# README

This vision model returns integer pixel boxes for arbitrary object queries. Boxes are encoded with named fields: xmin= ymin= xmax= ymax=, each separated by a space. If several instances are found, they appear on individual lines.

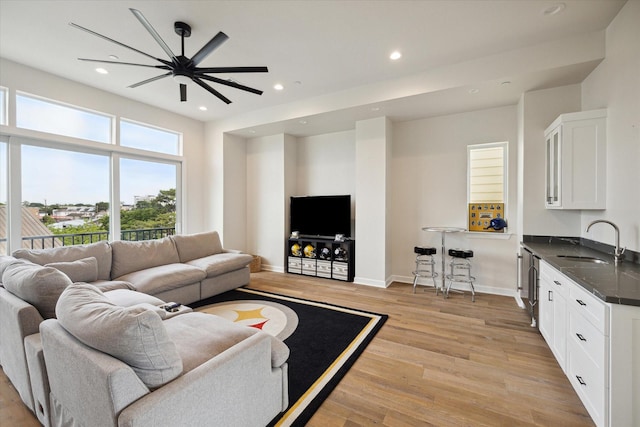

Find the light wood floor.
xmin=1 ymin=272 xmax=594 ymax=426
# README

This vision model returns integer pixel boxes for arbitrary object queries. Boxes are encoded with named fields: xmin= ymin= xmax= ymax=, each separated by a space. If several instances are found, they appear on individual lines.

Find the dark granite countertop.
xmin=522 ymin=236 xmax=640 ymax=307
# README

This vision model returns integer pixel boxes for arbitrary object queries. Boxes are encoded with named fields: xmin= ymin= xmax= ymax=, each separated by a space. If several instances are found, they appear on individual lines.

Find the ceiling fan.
xmin=69 ymin=8 xmax=268 ymax=104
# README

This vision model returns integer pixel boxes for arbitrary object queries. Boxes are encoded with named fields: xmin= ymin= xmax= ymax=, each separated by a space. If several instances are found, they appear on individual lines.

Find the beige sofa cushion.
xmin=2 ymin=263 xmax=72 ymax=319
xmin=56 ymin=283 xmax=183 ymax=389
xmin=115 ymin=263 xmax=206 ymax=296
xmin=104 ymin=289 xmax=165 ymax=306
xmin=164 ymin=312 xmax=289 ymax=372
xmin=45 ymin=257 xmax=98 ymax=283
xmin=185 ymin=252 xmax=253 ymax=277
xmin=13 ymin=241 xmax=112 ymax=281
xmin=171 ymin=231 xmax=223 ymax=263
xmin=110 ymin=237 xmax=180 ymax=279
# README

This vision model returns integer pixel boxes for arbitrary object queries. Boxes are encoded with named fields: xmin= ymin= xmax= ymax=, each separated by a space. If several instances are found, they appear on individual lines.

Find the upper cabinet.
xmin=544 ymin=109 xmax=607 ymax=209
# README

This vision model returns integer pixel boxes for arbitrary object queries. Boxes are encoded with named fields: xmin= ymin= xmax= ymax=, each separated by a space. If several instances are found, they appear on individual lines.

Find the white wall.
xmin=221 ymin=133 xmax=247 ymax=250
xmin=391 ymin=105 xmax=519 ymax=295
xmin=0 ymin=58 xmax=207 ymax=234
xmin=580 ymin=0 xmax=640 ymax=252
xmin=246 ymin=134 xmax=290 ymax=271
xmin=295 ymin=130 xmax=356 ymax=235
xmin=519 ymin=84 xmax=582 ymax=237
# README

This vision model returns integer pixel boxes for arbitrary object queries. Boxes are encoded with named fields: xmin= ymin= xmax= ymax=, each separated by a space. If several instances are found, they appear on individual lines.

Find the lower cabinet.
xmin=539 ymin=260 xmax=640 ymax=427
xmin=287 ymin=237 xmax=355 ymax=282
xmin=539 ymin=264 xmax=568 ymax=371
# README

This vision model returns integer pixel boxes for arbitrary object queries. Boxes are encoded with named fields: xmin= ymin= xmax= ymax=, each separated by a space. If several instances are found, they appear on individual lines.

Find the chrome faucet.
xmin=586 ymin=220 xmax=626 ymax=264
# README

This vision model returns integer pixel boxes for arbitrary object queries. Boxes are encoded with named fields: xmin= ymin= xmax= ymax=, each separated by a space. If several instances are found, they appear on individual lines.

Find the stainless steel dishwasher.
xmin=517 ymin=247 xmax=539 ymax=328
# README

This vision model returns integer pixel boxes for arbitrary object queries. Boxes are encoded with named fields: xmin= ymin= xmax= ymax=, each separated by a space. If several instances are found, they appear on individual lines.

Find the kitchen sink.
xmin=556 ymin=255 xmax=608 ymax=264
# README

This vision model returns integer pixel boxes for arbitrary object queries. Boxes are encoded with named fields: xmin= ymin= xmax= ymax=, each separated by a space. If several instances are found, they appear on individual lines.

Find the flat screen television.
xmin=290 ymin=195 xmax=351 ymax=238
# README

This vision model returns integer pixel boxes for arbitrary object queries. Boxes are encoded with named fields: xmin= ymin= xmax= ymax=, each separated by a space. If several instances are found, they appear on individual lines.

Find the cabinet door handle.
xmin=576 ymin=299 xmax=587 ymax=306
xmin=553 ymin=280 xmax=562 ymax=286
xmin=576 ymin=376 xmax=587 ymax=386
xmin=548 ymin=290 xmax=553 ymax=301
xmin=576 ymin=333 xmax=587 ymax=342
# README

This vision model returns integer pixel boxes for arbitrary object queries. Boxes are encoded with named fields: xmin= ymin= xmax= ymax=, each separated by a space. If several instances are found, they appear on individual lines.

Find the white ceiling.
xmin=0 ymin=0 xmax=627 ymax=136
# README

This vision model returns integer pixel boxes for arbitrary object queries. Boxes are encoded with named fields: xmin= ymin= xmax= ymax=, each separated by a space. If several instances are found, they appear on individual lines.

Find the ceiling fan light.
xmin=173 ymin=74 xmax=191 ymax=85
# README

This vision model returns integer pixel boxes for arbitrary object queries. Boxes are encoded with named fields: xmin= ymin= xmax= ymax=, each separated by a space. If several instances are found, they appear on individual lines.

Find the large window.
xmin=119 ymin=158 xmax=178 ymax=241
xmin=467 ymin=142 xmax=508 ymax=232
xmin=3 ymin=88 xmax=184 ymax=250
xmin=16 ymin=92 xmax=112 ymax=143
xmin=120 ymin=119 xmax=181 ymax=155
xmin=0 ymin=87 xmax=7 ymax=125
xmin=21 ymin=145 xmax=110 ymax=248
xmin=0 ymin=140 xmax=7 ymax=254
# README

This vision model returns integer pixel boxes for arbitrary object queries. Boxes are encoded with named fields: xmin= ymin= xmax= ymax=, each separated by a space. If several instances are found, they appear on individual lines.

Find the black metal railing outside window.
xmin=4 ymin=227 xmax=176 ymax=250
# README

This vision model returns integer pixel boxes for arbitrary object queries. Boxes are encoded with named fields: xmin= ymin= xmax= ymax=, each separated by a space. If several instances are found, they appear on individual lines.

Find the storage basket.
xmin=249 ymin=255 xmax=262 ymax=273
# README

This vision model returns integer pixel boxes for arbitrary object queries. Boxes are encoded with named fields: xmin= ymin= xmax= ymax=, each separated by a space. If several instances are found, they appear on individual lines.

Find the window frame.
xmin=119 ymin=118 xmax=183 ymax=156
xmin=15 ymin=91 xmax=115 ymax=144
xmin=467 ymin=141 xmax=509 ymax=234
xmin=0 ymin=86 xmax=8 ymax=126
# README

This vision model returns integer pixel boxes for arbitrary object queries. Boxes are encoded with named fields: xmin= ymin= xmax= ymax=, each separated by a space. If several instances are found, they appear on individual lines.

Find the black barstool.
xmin=412 ymin=246 xmax=438 ymax=294
xmin=445 ymin=249 xmax=476 ymax=302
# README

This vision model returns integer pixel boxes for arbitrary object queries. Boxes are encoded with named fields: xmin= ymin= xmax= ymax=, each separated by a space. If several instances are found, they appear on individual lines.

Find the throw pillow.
xmin=2 ymin=262 xmax=72 ymax=319
xmin=45 ymin=257 xmax=99 ymax=283
xmin=171 ymin=231 xmax=223 ymax=262
xmin=56 ymin=283 xmax=183 ymax=389
xmin=0 ymin=257 xmax=30 ymax=279
xmin=12 ymin=241 xmax=112 ymax=280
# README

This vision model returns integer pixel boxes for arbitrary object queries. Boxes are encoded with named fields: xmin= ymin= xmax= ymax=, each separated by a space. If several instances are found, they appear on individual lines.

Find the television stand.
xmin=286 ymin=236 xmax=355 ymax=282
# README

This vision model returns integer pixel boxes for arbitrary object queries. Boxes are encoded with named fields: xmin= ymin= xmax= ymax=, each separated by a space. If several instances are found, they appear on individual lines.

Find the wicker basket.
xmin=249 ymin=255 xmax=262 ymax=273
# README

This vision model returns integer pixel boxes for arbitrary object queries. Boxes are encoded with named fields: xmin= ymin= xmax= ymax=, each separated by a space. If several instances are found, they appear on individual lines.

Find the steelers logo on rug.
xmin=202 ymin=300 xmax=299 ymax=340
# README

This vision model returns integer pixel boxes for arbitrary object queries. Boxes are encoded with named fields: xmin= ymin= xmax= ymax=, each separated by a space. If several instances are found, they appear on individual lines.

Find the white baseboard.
xmin=260 ymin=264 xmax=285 ymax=274
xmin=391 ymin=274 xmax=521 ymax=299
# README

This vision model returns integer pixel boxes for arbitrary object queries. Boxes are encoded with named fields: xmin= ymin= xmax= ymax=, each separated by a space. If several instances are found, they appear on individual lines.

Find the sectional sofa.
xmin=0 ymin=231 xmax=287 ymax=427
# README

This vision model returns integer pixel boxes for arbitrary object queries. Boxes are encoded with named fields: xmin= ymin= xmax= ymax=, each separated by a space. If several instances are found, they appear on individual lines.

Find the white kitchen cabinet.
xmin=539 ymin=260 xmax=640 ymax=427
xmin=539 ymin=262 xmax=568 ymax=372
xmin=544 ymin=109 xmax=607 ymax=209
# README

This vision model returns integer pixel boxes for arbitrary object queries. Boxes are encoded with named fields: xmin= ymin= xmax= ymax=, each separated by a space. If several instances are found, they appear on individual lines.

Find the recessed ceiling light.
xmin=371 ymin=107 xmax=380 ymax=112
xmin=501 ymin=81 xmax=511 ymax=85
xmin=95 ymin=68 xmax=108 ymax=74
xmin=274 ymin=83 xmax=284 ymax=91
xmin=468 ymin=88 xmax=480 ymax=94
xmin=390 ymin=51 xmax=402 ymax=61
xmin=542 ymin=3 xmax=566 ymax=16
xmin=199 ymin=106 xmax=207 ymax=111
xmin=108 ymin=55 xmax=119 ymax=60
xmin=248 ymin=129 xmax=256 ymax=134
xmin=299 ymin=120 xmax=307 ymax=125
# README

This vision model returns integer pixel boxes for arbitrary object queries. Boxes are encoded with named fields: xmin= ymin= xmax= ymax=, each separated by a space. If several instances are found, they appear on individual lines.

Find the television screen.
xmin=290 ymin=195 xmax=351 ymax=238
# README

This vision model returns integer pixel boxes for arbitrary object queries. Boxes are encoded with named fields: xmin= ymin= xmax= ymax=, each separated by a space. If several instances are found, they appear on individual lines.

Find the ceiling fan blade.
xmin=128 ymin=72 xmax=171 ymax=88
xmin=78 ymin=58 xmax=171 ymax=70
xmin=190 ymin=32 xmax=229 ymax=66
xmin=193 ymin=78 xmax=232 ymax=104
xmin=69 ymin=22 xmax=172 ymax=67
xmin=196 ymin=66 xmax=269 ymax=74
xmin=129 ymin=8 xmax=177 ymax=62
xmin=197 ymin=74 xmax=263 ymax=95
xmin=180 ymin=84 xmax=187 ymax=102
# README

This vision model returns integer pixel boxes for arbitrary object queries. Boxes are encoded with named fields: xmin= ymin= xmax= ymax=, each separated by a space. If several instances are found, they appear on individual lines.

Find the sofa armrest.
xmin=222 ymin=248 xmax=244 ymax=254
xmin=0 ymin=287 xmax=44 ymax=411
xmin=118 ymin=332 xmax=287 ymax=427
xmin=40 ymin=319 xmax=150 ymax=427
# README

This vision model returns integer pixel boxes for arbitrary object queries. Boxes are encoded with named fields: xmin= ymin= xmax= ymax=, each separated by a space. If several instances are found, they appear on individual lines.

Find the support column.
xmin=354 ymin=117 xmax=392 ymax=287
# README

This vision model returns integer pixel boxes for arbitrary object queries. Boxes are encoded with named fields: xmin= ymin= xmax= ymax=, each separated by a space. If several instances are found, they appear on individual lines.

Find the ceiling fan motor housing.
xmin=174 ymin=21 xmax=191 ymax=37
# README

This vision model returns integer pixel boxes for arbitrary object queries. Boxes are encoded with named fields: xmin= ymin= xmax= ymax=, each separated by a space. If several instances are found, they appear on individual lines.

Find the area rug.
xmin=191 ymin=287 xmax=387 ymax=426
